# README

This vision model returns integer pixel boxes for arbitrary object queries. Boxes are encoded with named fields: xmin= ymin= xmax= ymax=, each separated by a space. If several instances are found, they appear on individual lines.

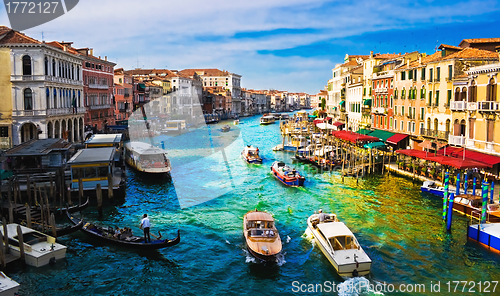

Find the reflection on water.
xmin=9 ymin=115 xmax=500 ymax=295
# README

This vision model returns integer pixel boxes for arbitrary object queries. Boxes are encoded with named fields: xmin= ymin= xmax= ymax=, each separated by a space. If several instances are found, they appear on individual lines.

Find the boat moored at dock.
xmin=0 ymin=223 xmax=67 ymax=267
xmin=124 ymin=142 xmax=171 ymax=174
xmin=270 ymin=161 xmax=305 ymax=186
xmin=307 ymin=212 xmax=371 ymax=277
xmin=243 ymin=210 xmax=282 ymax=261
xmin=242 ymin=146 xmax=262 ymax=164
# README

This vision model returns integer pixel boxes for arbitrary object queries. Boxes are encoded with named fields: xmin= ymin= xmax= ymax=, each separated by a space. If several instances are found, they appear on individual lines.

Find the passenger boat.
xmin=124 ymin=141 xmax=171 ymax=174
xmin=451 ymin=194 xmax=500 ymax=222
xmin=68 ymin=147 xmax=125 ymax=194
xmin=307 ymin=212 xmax=372 ymax=277
xmin=0 ymin=223 xmax=67 ymax=267
xmin=162 ymin=120 xmax=187 ymax=135
xmin=67 ymin=212 xmax=180 ymax=250
xmin=234 ymin=119 xmax=240 ymax=125
xmin=243 ymin=210 xmax=282 ymax=261
xmin=221 ymin=125 xmax=231 ymax=132
xmin=270 ymin=161 xmax=305 ymax=186
xmin=260 ymin=116 xmax=276 ymax=125
xmin=242 ymin=145 xmax=262 ymax=164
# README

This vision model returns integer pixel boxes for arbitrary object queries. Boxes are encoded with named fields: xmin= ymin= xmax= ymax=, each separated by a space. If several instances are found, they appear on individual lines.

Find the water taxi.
xmin=452 ymin=194 xmax=500 ymax=222
xmin=420 ymin=181 xmax=445 ymax=197
xmin=0 ymin=223 xmax=67 ymax=267
xmin=222 ymin=125 xmax=231 ymax=132
xmin=242 ymin=145 xmax=262 ymax=164
xmin=0 ymin=271 xmax=20 ymax=295
xmin=162 ymin=120 xmax=187 ymax=135
xmin=243 ymin=210 xmax=282 ymax=261
xmin=124 ymin=141 xmax=171 ymax=174
xmin=307 ymin=212 xmax=372 ymax=277
xmin=260 ymin=116 xmax=276 ymax=125
xmin=270 ymin=161 xmax=305 ymax=186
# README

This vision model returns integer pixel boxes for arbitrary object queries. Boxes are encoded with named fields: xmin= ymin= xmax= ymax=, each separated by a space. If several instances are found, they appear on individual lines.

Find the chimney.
xmin=418 ymin=55 xmax=422 ymax=65
xmin=63 ymin=44 xmax=67 ymax=52
xmin=90 ymin=48 xmax=93 ymax=56
xmin=370 ymin=51 xmax=373 ymax=58
xmin=407 ymin=60 xmax=410 ymax=67
xmin=105 ymin=56 xmax=107 ymax=61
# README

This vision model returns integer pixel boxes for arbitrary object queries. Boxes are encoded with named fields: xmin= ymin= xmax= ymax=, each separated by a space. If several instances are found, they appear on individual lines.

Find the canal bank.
xmin=7 ymin=114 xmax=500 ymax=295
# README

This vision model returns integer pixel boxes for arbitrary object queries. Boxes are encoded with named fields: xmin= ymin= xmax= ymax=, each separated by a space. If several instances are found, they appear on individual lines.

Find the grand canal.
xmin=8 ymin=114 xmax=500 ymax=295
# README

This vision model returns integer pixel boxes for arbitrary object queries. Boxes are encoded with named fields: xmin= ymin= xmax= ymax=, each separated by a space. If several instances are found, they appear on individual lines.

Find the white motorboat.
xmin=242 ymin=145 xmax=263 ymax=164
xmin=0 ymin=272 xmax=20 ymax=296
xmin=307 ymin=213 xmax=371 ymax=277
xmin=0 ymin=224 xmax=67 ymax=267
xmin=260 ymin=116 xmax=276 ymax=125
xmin=124 ymin=141 xmax=171 ymax=174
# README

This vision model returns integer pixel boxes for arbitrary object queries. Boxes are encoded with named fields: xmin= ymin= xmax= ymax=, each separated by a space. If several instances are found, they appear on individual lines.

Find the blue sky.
xmin=1 ymin=0 xmax=500 ymax=94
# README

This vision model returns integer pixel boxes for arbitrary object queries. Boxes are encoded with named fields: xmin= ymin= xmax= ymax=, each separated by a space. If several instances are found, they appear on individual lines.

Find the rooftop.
xmin=5 ymin=139 xmax=71 ymax=156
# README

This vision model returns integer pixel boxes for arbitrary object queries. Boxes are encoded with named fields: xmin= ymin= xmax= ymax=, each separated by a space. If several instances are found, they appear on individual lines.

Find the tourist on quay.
xmin=140 ymin=214 xmax=151 ymax=243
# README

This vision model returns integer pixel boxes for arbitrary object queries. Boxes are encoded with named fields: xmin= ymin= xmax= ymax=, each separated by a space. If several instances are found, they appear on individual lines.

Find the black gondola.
xmin=66 ymin=211 xmax=180 ymax=250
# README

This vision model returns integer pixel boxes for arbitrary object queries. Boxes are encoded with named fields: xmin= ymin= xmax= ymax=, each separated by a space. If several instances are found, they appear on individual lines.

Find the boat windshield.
xmin=249 ymin=228 xmax=276 ymax=238
xmin=330 ymin=235 xmax=358 ymax=250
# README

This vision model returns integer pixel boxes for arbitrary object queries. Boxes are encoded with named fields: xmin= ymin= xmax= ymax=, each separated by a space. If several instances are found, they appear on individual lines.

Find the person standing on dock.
xmin=140 ymin=214 xmax=151 ymax=243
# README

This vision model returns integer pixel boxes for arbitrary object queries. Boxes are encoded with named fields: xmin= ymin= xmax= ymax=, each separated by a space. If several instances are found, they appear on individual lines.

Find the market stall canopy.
xmin=332 ymin=130 xmax=379 ymax=143
xmin=313 ymin=119 xmax=324 ymax=125
xmin=368 ymin=130 xmax=395 ymax=142
xmin=332 ymin=121 xmax=345 ymax=127
xmin=356 ymin=129 xmax=372 ymax=135
xmin=395 ymin=149 xmax=429 ymax=159
xmin=438 ymin=147 xmax=500 ymax=167
xmin=396 ymin=149 xmax=491 ymax=169
xmin=316 ymin=123 xmax=336 ymax=130
xmin=363 ymin=142 xmax=386 ymax=149
xmin=362 ymin=99 xmax=372 ymax=107
xmin=386 ymin=133 xmax=409 ymax=145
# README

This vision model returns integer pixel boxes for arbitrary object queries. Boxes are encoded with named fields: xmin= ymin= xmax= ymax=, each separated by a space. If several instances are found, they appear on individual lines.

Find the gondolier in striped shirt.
xmin=140 ymin=214 xmax=151 ymax=243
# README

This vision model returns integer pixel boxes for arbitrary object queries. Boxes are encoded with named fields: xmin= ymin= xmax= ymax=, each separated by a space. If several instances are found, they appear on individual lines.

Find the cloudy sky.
xmin=1 ymin=0 xmax=500 ymax=94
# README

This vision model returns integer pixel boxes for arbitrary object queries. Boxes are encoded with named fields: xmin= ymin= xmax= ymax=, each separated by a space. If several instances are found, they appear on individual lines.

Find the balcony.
xmin=89 ymin=83 xmax=109 ymax=90
xmin=11 ymin=75 xmax=83 ymax=86
xmin=372 ymin=106 xmax=387 ymax=114
xmin=375 ymin=87 xmax=388 ymax=94
xmin=46 ymin=107 xmax=86 ymax=115
xmin=478 ymin=101 xmax=499 ymax=112
xmin=89 ymin=104 xmax=112 ymax=110
xmin=420 ymin=128 xmax=449 ymax=140
xmin=449 ymin=135 xmax=466 ymax=146
xmin=467 ymin=102 xmax=478 ymax=111
xmin=450 ymin=101 xmax=466 ymax=111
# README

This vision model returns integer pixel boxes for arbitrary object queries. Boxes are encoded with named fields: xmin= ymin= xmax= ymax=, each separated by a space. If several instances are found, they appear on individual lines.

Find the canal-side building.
xmin=449 ymin=59 xmax=500 ymax=155
xmin=113 ymin=68 xmax=133 ymax=125
xmin=0 ymin=27 xmax=86 ymax=147
xmin=345 ymin=65 xmax=364 ymax=131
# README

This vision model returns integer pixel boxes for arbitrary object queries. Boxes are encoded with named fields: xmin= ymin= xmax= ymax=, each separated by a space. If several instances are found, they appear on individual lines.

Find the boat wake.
xmin=225 ymin=239 xmax=231 ymax=245
xmin=275 ymin=252 xmax=286 ymax=266
xmin=243 ymin=249 xmax=257 ymax=263
xmin=337 ymin=277 xmax=383 ymax=296
xmin=286 ymin=235 xmax=291 ymax=244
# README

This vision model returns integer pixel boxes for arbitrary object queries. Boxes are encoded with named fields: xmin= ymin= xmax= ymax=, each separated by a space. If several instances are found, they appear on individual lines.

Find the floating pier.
xmin=468 ymin=223 xmax=500 ymax=253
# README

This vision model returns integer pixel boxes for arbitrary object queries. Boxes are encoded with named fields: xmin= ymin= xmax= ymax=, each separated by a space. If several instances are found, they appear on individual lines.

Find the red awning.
xmin=325 ymin=117 xmax=332 ymax=121
xmin=313 ymin=119 xmax=324 ymax=125
xmin=397 ymin=149 xmax=491 ymax=169
xmin=386 ymin=133 xmax=409 ymax=145
xmin=396 ymin=149 xmax=430 ymax=158
xmin=332 ymin=121 xmax=345 ymax=127
xmin=438 ymin=147 xmax=500 ymax=166
xmin=332 ymin=130 xmax=379 ymax=143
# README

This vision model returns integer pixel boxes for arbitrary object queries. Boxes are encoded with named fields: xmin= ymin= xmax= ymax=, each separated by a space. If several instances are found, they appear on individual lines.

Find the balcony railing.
xmin=449 ymin=135 xmax=466 ymax=146
xmin=11 ymin=75 xmax=83 ymax=86
xmin=89 ymin=104 xmax=112 ymax=110
xmin=46 ymin=107 xmax=86 ymax=115
xmin=88 ymin=83 xmax=109 ymax=89
xmin=467 ymin=102 xmax=478 ymax=111
xmin=375 ymin=87 xmax=388 ymax=94
xmin=420 ymin=128 xmax=449 ymax=140
xmin=450 ymin=101 xmax=466 ymax=111
xmin=372 ymin=107 xmax=386 ymax=114
xmin=478 ymin=101 xmax=499 ymax=112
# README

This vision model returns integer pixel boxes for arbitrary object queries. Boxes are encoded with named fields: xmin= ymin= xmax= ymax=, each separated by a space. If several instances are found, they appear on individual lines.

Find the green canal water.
xmin=7 ymin=114 xmax=500 ymax=295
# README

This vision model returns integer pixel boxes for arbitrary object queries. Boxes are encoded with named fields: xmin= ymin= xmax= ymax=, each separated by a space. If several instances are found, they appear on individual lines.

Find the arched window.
xmin=445 ymin=119 xmax=450 ymax=136
xmin=52 ymin=59 xmax=56 ymax=76
xmin=58 ymin=61 xmax=62 ymax=77
xmin=22 ymin=55 xmax=32 ymax=76
xmin=427 ymin=118 xmax=431 ymax=131
xmin=421 ymin=86 xmax=426 ymax=100
xmin=433 ymin=118 xmax=439 ymax=132
xmin=76 ymin=66 xmax=80 ymax=80
xmin=44 ymin=57 xmax=48 ymax=75
xmin=460 ymin=119 xmax=466 ymax=136
xmin=24 ymin=88 xmax=33 ymax=110
xmin=71 ymin=65 xmax=75 ymax=80
xmin=468 ymin=81 xmax=477 ymax=102
xmin=487 ymin=78 xmax=497 ymax=101
xmin=46 ymin=88 xmax=50 ymax=109
xmin=401 ymin=88 xmax=406 ymax=100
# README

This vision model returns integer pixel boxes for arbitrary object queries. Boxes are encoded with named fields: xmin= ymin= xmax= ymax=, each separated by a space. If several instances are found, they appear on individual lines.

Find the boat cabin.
xmin=245 ymin=212 xmax=276 ymax=238
xmin=317 ymin=222 xmax=360 ymax=251
xmin=84 ymin=134 xmax=124 ymax=167
xmin=260 ymin=116 xmax=275 ymax=124
xmin=125 ymin=141 xmax=170 ymax=173
xmin=164 ymin=120 xmax=186 ymax=133
xmin=67 ymin=147 xmax=116 ymax=190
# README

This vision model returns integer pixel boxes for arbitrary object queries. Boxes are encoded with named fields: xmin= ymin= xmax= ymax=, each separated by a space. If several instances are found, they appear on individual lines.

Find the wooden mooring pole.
xmin=16 ymin=225 xmax=25 ymax=265
xmin=96 ymin=184 xmax=103 ymax=220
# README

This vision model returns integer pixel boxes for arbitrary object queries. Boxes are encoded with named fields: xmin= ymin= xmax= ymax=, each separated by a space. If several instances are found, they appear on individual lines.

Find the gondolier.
xmin=140 ymin=214 xmax=151 ymax=243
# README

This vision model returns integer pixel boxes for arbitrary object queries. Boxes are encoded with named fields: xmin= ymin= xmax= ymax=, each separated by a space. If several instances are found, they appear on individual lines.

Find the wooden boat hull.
xmin=246 ymin=245 xmax=278 ymax=262
xmin=243 ymin=210 xmax=282 ymax=262
xmin=451 ymin=195 xmax=500 ymax=222
xmin=67 ymin=212 xmax=180 ymax=250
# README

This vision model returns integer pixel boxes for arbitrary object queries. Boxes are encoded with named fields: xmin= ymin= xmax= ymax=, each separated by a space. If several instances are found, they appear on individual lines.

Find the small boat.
xmin=67 ymin=212 xmax=181 ymax=250
xmin=0 ymin=271 xmax=20 ymax=295
xmin=307 ymin=212 xmax=371 ymax=277
xmin=421 ymin=181 xmax=445 ymax=196
xmin=161 ymin=120 xmax=186 ymax=135
xmin=242 ymin=145 xmax=262 ymax=164
xmin=243 ymin=210 xmax=282 ymax=261
xmin=234 ymin=119 xmax=239 ymax=125
xmin=260 ymin=116 xmax=276 ymax=125
xmin=451 ymin=194 xmax=500 ymax=222
xmin=0 ymin=223 xmax=67 ymax=267
xmin=221 ymin=125 xmax=231 ymax=132
xmin=270 ymin=161 xmax=305 ymax=187
xmin=124 ymin=141 xmax=171 ymax=174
